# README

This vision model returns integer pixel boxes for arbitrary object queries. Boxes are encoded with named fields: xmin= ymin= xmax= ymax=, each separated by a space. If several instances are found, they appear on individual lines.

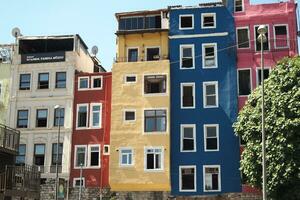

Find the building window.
xmin=75 ymin=146 xmax=86 ymax=167
xmin=90 ymin=103 xmax=102 ymax=128
xmin=144 ymin=110 xmax=166 ymax=132
xmin=179 ymin=15 xmax=194 ymax=30
xmin=118 ymin=16 xmax=161 ymax=31
xmin=92 ymin=76 xmax=102 ymax=89
xmin=255 ymin=25 xmax=269 ymax=51
xmin=144 ymin=75 xmax=166 ymax=94
xmin=204 ymin=166 xmax=221 ymax=192
xmin=124 ymin=110 xmax=136 ymax=122
xmin=77 ymin=104 xmax=88 ymax=128
xmin=145 ymin=147 xmax=163 ymax=171
xmin=52 ymin=143 xmax=63 ymax=165
xmin=181 ymin=83 xmax=195 ymax=108
xmin=54 ymin=108 xmax=64 ymax=127
xmin=73 ymin=178 xmax=85 ymax=188
xmin=257 ymin=68 xmax=270 ymax=86
xmin=55 ymin=72 xmax=66 ymax=88
xmin=234 ymin=0 xmax=244 ymax=12
xmin=38 ymin=73 xmax=49 ymax=89
xmin=89 ymin=145 xmax=100 ymax=167
xmin=36 ymin=109 xmax=48 ymax=127
xmin=146 ymin=47 xmax=160 ymax=61
xmin=238 ymin=69 xmax=251 ymax=96
xmin=17 ymin=110 xmax=28 ymax=128
xmin=180 ymin=166 xmax=196 ymax=192
xmin=203 ymin=82 xmax=218 ymax=108
xmin=202 ymin=43 xmax=217 ymax=68
xmin=124 ymin=75 xmax=136 ymax=83
xmin=127 ymin=48 xmax=138 ymax=62
xmin=120 ymin=148 xmax=133 ymax=166
xmin=19 ymin=74 xmax=31 ymax=90
xmin=237 ymin=28 xmax=250 ymax=48
xmin=34 ymin=144 xmax=45 ymax=166
xmin=204 ymin=124 xmax=219 ymax=151
xmin=79 ymin=77 xmax=89 ymax=89
xmin=274 ymin=25 xmax=288 ymax=49
xmin=16 ymin=144 xmax=26 ymax=165
xmin=180 ymin=45 xmax=194 ymax=69
xmin=103 ymin=145 xmax=110 ymax=155
xmin=201 ymin=13 xmax=216 ymax=29
xmin=181 ymin=125 xmax=196 ymax=152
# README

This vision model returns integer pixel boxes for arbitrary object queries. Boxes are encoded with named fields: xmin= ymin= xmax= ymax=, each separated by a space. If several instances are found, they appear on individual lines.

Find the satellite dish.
xmin=11 ymin=27 xmax=22 ymax=38
xmin=91 ymin=46 xmax=98 ymax=56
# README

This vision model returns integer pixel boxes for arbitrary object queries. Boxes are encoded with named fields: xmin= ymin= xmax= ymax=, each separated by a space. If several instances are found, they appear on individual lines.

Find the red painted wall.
xmin=235 ymin=0 xmax=297 ymax=193
xmin=70 ymin=71 xmax=112 ymax=188
xmin=235 ymin=0 xmax=298 ymax=110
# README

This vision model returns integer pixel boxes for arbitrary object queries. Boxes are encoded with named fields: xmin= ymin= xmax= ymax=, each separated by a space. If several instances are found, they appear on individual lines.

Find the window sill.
xmin=181 ymin=106 xmax=195 ymax=109
xmin=204 ymin=189 xmax=221 ymax=192
xmin=180 ymin=67 xmax=195 ymax=70
xmin=144 ymin=169 xmax=164 ymax=172
xmin=203 ymin=105 xmax=218 ymax=109
xmin=75 ymin=127 xmax=103 ymax=130
xmin=203 ymin=66 xmax=218 ymax=69
xmin=143 ymin=131 xmax=167 ymax=135
xmin=144 ymin=93 xmax=168 ymax=97
xmin=74 ymin=166 xmax=101 ymax=169
xmin=179 ymin=189 xmax=197 ymax=192
xmin=204 ymin=149 xmax=219 ymax=152
xmin=181 ymin=150 xmax=196 ymax=153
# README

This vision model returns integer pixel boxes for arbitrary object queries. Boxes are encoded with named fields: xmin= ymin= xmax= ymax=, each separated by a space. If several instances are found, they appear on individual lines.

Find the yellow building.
xmin=110 ymin=9 xmax=170 ymax=191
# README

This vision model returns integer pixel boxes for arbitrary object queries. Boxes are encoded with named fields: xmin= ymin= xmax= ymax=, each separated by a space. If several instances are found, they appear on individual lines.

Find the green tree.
xmin=234 ymin=57 xmax=300 ymax=200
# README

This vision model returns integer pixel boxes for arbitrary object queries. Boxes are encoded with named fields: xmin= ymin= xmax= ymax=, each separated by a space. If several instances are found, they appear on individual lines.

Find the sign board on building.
xmin=21 ymin=52 xmax=65 ymax=64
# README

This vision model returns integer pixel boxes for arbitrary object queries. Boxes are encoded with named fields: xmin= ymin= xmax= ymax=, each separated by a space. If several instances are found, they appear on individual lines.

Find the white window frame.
xmin=179 ymin=165 xmax=197 ymax=192
xmin=237 ymin=68 xmax=252 ymax=97
xmin=119 ymin=147 xmax=134 ymax=167
xmin=123 ymin=109 xmax=136 ymax=122
xmin=204 ymin=124 xmax=219 ymax=152
xmin=234 ymin=0 xmax=244 ymax=12
xmin=179 ymin=14 xmax=194 ymax=30
xmin=273 ymin=24 xmax=289 ymax=49
xmin=78 ymin=76 xmax=90 ymax=90
xmin=145 ymin=46 xmax=161 ymax=61
xmin=127 ymin=47 xmax=139 ymax=62
xmin=256 ymin=67 xmax=271 ymax=87
xmin=236 ymin=27 xmax=250 ymax=49
xmin=73 ymin=177 xmax=85 ymax=188
xmin=203 ymin=81 xmax=219 ymax=108
xmin=87 ymin=144 xmax=101 ymax=168
xmin=202 ymin=43 xmax=218 ymax=69
xmin=143 ymin=108 xmax=168 ymax=134
xmin=76 ymin=104 xmax=89 ymax=129
xmin=180 ymin=124 xmax=196 ymax=152
xmin=124 ymin=74 xmax=137 ymax=84
xmin=91 ymin=76 xmax=103 ymax=90
xmin=203 ymin=165 xmax=221 ymax=192
xmin=201 ymin=13 xmax=216 ymax=29
xmin=19 ymin=73 xmax=32 ymax=91
xmin=74 ymin=145 xmax=87 ymax=169
xmin=144 ymin=146 xmax=164 ymax=172
xmin=254 ymin=24 xmax=270 ymax=52
xmin=180 ymin=44 xmax=195 ymax=70
xmin=181 ymin=83 xmax=195 ymax=109
xmin=103 ymin=145 xmax=110 ymax=155
xmin=90 ymin=103 xmax=102 ymax=128
xmin=35 ymin=108 xmax=49 ymax=128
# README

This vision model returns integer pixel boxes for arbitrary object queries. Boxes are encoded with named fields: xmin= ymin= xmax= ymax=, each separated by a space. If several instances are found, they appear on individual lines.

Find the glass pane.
xmin=155 ymin=154 xmax=161 ymax=169
xmin=35 ymin=145 xmax=45 ymax=155
xmin=93 ymin=113 xmax=99 ymax=126
xmin=121 ymin=154 xmax=127 ymax=164
xmin=203 ymin=16 xmax=214 ymax=27
xmin=207 ymin=138 xmax=218 ymax=150
xmin=37 ymin=110 xmax=47 ymax=118
xmin=181 ymin=16 xmax=193 ymax=28
xmin=182 ymin=168 xmax=195 ymax=190
xmin=183 ymin=139 xmax=194 ymax=151
xmin=128 ymin=154 xmax=132 ymax=164
xmin=237 ymin=29 xmax=249 ymax=48
xmin=147 ymin=154 xmax=154 ymax=169
xmin=145 ymin=118 xmax=156 ymax=132
xmin=128 ymin=49 xmax=138 ymax=62
xmin=80 ymin=78 xmax=88 ymax=88
xmin=238 ymin=70 xmax=251 ymax=95
xmin=206 ymin=85 xmax=216 ymax=95
xmin=39 ymin=74 xmax=49 ymax=81
xmin=145 ymin=110 xmax=155 ymax=117
xmin=182 ymin=48 xmax=192 ymax=57
xmin=184 ymin=127 xmax=194 ymax=138
xmin=122 ymin=149 xmax=132 ymax=154
xmin=156 ymin=117 xmax=166 ymax=131
xmin=205 ymin=47 xmax=214 ymax=57
xmin=19 ymin=110 xmax=28 ymax=119
xmin=206 ymin=96 xmax=216 ymax=106
xmin=206 ymin=126 xmax=216 ymax=137
xmin=93 ymin=78 xmax=102 ymax=88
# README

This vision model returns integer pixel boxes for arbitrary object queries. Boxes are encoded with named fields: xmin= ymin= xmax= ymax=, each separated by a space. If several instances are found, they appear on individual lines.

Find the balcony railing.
xmin=114 ymin=55 xmax=169 ymax=63
xmin=0 ymin=124 xmax=20 ymax=154
xmin=0 ymin=165 xmax=40 ymax=199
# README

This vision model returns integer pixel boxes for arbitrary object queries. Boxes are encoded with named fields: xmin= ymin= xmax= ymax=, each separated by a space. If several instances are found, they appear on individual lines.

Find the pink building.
xmin=234 ymin=0 xmax=298 ymax=110
xmin=233 ymin=0 xmax=298 ymax=193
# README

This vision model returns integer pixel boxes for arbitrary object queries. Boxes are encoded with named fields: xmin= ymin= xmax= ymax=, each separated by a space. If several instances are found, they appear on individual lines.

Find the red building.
xmin=233 ymin=0 xmax=298 ymax=193
xmin=70 ymin=71 xmax=112 ymax=190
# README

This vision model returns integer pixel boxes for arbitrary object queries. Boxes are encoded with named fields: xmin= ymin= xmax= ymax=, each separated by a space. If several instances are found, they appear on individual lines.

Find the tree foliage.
xmin=233 ymin=57 xmax=300 ymax=200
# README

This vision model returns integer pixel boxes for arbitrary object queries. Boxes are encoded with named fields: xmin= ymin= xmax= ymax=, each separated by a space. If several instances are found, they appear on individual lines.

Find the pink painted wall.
xmin=234 ymin=0 xmax=298 ymax=110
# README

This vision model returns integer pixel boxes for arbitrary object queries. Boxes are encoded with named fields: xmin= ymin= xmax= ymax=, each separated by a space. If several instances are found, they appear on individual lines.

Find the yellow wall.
xmin=110 ymin=32 xmax=170 ymax=191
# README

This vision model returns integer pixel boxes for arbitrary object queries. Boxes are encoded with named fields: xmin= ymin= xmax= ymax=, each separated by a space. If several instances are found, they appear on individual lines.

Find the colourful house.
xmin=109 ymin=9 xmax=171 ymax=192
xmin=169 ymin=3 xmax=241 ymax=195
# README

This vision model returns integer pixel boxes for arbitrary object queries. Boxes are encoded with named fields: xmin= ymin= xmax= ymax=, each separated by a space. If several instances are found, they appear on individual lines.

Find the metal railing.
xmin=0 ymin=124 xmax=20 ymax=153
xmin=114 ymin=54 xmax=169 ymax=63
xmin=0 ymin=165 xmax=40 ymax=198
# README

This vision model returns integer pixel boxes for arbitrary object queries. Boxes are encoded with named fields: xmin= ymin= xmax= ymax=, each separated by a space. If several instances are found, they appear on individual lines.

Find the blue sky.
xmin=0 ymin=0 xmax=282 ymax=70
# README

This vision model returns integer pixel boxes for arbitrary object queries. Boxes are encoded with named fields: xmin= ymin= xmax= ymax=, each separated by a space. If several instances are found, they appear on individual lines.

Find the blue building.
xmin=169 ymin=3 xmax=241 ymax=196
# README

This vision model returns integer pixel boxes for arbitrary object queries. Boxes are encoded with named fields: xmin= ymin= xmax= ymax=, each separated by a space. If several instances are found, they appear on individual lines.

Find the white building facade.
xmin=8 ymin=35 xmax=95 ymax=181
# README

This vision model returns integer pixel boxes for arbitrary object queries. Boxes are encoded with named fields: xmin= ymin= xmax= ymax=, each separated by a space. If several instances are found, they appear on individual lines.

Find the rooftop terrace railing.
xmin=114 ymin=54 xmax=169 ymax=63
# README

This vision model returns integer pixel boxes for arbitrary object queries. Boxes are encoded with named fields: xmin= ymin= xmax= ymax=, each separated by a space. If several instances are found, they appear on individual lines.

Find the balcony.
xmin=114 ymin=55 xmax=169 ymax=63
xmin=0 ymin=124 xmax=19 ymax=155
xmin=0 ymin=165 xmax=40 ymax=199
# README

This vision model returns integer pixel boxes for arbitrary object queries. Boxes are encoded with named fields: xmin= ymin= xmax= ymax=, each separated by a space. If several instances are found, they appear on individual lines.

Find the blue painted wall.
xmin=169 ymin=5 xmax=241 ymax=196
